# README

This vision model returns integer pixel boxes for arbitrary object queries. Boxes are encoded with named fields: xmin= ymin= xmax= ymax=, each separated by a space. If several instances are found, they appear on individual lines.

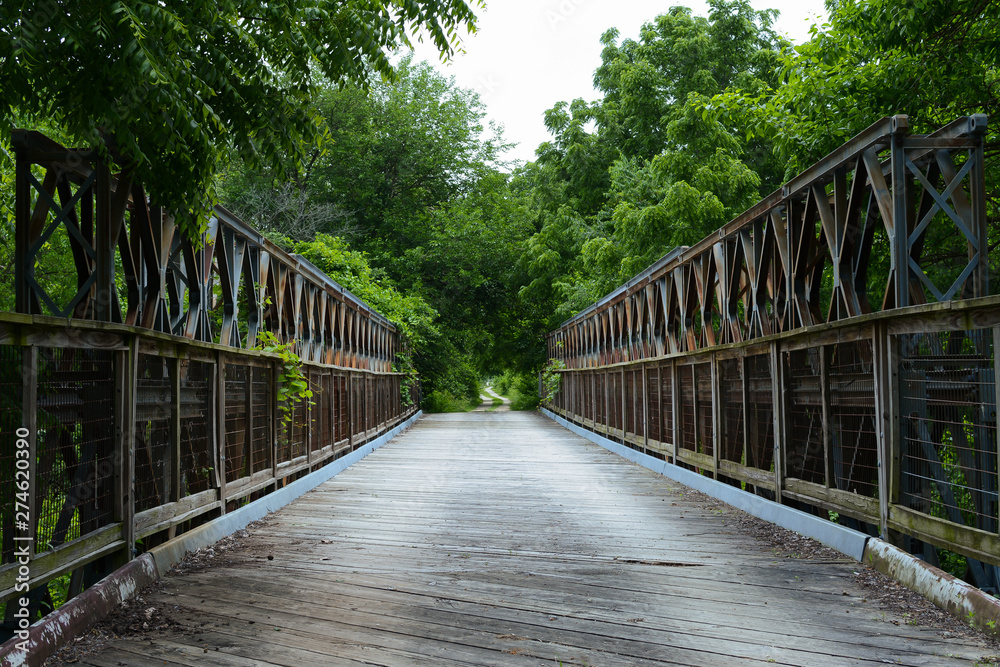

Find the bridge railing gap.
xmin=0 ymin=131 xmax=421 ymax=625
xmin=545 ymin=114 xmax=1000 ymax=592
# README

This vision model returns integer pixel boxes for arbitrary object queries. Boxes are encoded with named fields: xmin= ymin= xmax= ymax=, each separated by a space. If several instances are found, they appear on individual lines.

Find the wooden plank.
xmin=0 ymin=524 xmax=123 ymax=603
xmin=134 ymin=490 xmax=221 ymax=538
xmin=223 ymin=469 xmax=275 ymax=503
xmin=718 ymin=460 xmax=775 ymax=491
xmin=782 ymin=478 xmax=880 ymax=522
xmin=675 ymin=446 xmax=715 ymax=472
xmin=889 ymin=505 xmax=1000 ymax=567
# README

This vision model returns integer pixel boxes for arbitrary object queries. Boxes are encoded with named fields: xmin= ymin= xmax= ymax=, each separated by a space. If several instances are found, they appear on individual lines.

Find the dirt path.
xmin=484 ymin=385 xmax=511 ymax=412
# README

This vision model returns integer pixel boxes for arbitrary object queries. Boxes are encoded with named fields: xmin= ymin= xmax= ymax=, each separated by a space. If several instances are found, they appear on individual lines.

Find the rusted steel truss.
xmin=547 ymin=115 xmax=988 ymax=367
xmin=12 ymin=130 xmax=396 ymax=371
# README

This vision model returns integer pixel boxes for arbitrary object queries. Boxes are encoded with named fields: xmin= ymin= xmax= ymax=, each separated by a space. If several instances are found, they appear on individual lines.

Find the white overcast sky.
xmin=411 ymin=0 xmax=829 ymax=165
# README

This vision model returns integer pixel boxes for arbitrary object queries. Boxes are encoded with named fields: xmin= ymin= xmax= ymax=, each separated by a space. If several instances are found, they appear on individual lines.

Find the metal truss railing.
xmin=12 ymin=130 xmax=396 ymax=371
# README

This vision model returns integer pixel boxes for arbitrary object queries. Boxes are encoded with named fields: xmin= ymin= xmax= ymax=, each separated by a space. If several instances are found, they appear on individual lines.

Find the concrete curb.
xmin=541 ymin=408 xmax=869 ymax=561
xmin=0 ymin=554 xmax=158 ymax=667
xmin=0 ymin=411 xmax=421 ymax=667
xmin=864 ymin=538 xmax=1000 ymax=638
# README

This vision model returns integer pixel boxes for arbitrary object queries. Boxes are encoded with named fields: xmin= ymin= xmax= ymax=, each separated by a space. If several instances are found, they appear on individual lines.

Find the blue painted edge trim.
xmin=541 ymin=408 xmax=869 ymax=561
xmin=148 ymin=411 xmax=423 ymax=576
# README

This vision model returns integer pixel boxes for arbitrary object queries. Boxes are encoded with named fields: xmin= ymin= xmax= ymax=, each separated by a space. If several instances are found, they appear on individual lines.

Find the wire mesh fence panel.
xmin=647 ymin=367 xmax=661 ymax=442
xmin=35 ymin=348 xmax=115 ymax=554
xmin=787 ymin=348 xmax=826 ymax=484
xmin=134 ymin=354 xmax=173 ymax=513
xmin=334 ymin=374 xmax=348 ymax=444
xmin=276 ymin=400 xmax=292 ymax=465
xmin=720 ymin=358 xmax=744 ymax=464
xmin=577 ymin=374 xmax=585 ymax=419
xmin=290 ymin=394 xmax=308 ymax=460
xmin=623 ymin=370 xmax=635 ymax=439
xmin=660 ymin=363 xmax=673 ymax=448
xmin=353 ymin=377 xmax=364 ymax=437
xmin=695 ymin=363 xmax=713 ymax=457
xmin=746 ymin=354 xmax=774 ymax=474
xmin=898 ymin=330 xmax=998 ymax=533
xmin=0 ymin=345 xmax=23 ymax=564
xmin=594 ymin=373 xmax=605 ymax=427
xmin=251 ymin=366 xmax=271 ymax=474
xmin=224 ymin=364 xmax=250 ymax=482
xmin=309 ymin=370 xmax=323 ymax=453
xmin=829 ymin=341 xmax=879 ymax=499
xmin=179 ymin=360 xmax=214 ymax=497
xmin=313 ymin=371 xmax=332 ymax=452
xmin=679 ymin=365 xmax=696 ymax=452
xmin=609 ymin=372 xmax=619 ymax=430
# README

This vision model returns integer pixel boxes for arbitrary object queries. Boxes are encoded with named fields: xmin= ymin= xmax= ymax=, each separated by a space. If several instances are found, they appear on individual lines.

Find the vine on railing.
xmin=255 ymin=330 xmax=314 ymax=424
xmin=541 ymin=358 xmax=566 ymax=405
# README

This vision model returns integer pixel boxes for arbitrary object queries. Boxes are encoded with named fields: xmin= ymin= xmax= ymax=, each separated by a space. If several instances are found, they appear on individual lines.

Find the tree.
xmin=302 ymin=56 xmax=511 ymax=265
xmin=220 ymin=57 xmax=531 ymax=398
xmin=0 ymin=0 xmax=482 ymax=237
xmin=715 ymin=0 xmax=1000 ymax=176
xmin=709 ymin=0 xmax=1000 ymax=286
xmin=517 ymin=0 xmax=785 ymax=334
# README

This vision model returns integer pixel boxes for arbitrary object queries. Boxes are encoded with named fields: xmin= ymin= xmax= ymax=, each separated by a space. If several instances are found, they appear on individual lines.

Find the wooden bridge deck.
xmin=75 ymin=412 xmax=991 ymax=666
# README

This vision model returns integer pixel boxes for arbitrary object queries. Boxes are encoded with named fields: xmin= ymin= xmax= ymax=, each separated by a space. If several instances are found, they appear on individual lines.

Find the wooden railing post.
xmin=642 ymin=363 xmax=649 ymax=454
xmin=874 ymin=322 xmax=899 ymax=542
xmin=671 ymin=361 xmax=680 ymax=464
xmin=711 ymin=355 xmax=720 ymax=479
xmin=22 ymin=346 xmax=38 ymax=553
xmin=770 ymin=341 xmax=787 ymax=503
xmin=740 ymin=354 xmax=749 ymax=474
xmin=169 ymin=357 xmax=181 ymax=503
xmin=118 ymin=338 xmax=138 ymax=562
xmin=347 ymin=372 xmax=354 ymax=451
xmin=271 ymin=358 xmax=279 ymax=482
xmin=820 ymin=345 xmax=832 ymax=489
xmin=216 ymin=353 xmax=227 ymax=511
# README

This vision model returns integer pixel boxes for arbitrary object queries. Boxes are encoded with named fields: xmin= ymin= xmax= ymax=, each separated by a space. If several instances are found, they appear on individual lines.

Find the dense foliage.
xmin=518 ymin=0 xmax=787 ymax=329
xmin=0 ymin=0 xmax=482 ymax=237
xmin=221 ymin=58 xmax=533 ymax=406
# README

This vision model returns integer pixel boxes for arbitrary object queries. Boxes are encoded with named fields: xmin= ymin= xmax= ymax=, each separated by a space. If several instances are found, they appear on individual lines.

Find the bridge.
xmin=1 ymin=116 xmax=999 ymax=665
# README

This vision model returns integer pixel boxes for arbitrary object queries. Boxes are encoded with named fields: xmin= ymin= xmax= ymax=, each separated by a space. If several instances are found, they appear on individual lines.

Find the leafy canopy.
xmin=0 ymin=0 xmax=481 ymax=237
xmin=518 ymin=0 xmax=784 ymax=328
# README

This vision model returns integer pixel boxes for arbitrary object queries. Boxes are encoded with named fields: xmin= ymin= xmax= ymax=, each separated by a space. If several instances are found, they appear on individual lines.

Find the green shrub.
xmin=495 ymin=370 xmax=515 ymax=396
xmin=422 ymin=389 xmax=475 ymax=413
xmin=510 ymin=373 xmax=540 ymax=411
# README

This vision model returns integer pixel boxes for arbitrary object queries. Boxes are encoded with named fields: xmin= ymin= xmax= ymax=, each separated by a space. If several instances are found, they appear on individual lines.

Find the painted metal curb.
xmin=541 ymin=408 xmax=869 ymax=561
xmin=0 ymin=554 xmax=159 ymax=667
xmin=0 ymin=411 xmax=421 ymax=667
xmin=864 ymin=538 xmax=1000 ymax=638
